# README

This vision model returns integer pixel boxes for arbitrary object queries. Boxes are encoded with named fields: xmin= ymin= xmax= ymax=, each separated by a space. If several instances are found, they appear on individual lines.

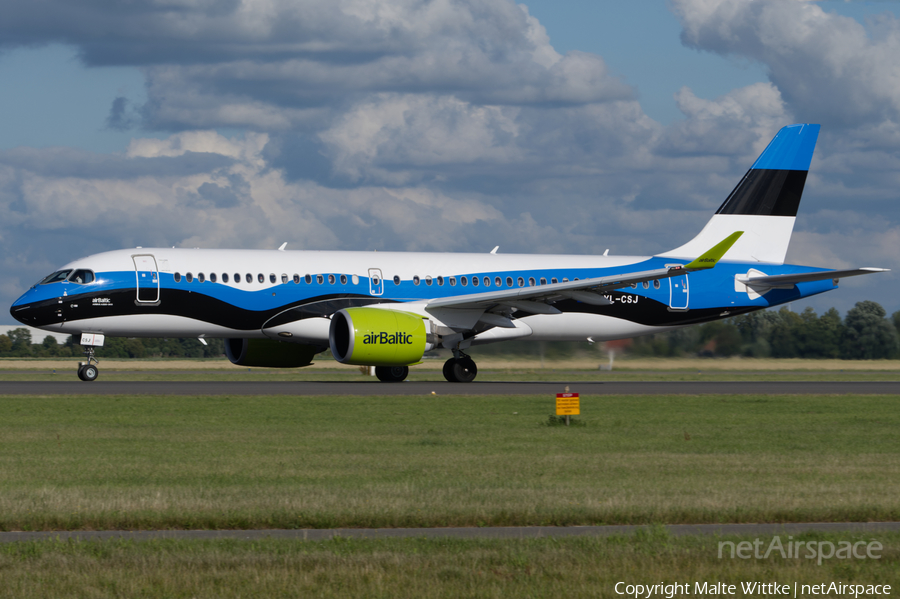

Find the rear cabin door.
xmin=668 ymin=272 xmax=689 ymax=310
xmin=133 ymin=254 xmax=160 ymax=304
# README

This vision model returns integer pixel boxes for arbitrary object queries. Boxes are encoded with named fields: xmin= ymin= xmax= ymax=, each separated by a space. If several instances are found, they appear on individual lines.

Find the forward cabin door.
xmin=133 ymin=254 xmax=160 ymax=305
xmin=668 ymin=271 xmax=689 ymax=310
xmin=368 ymin=268 xmax=384 ymax=296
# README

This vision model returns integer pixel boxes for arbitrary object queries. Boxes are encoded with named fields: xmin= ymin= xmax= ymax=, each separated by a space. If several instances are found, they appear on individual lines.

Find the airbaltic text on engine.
xmin=363 ymin=332 xmax=414 ymax=345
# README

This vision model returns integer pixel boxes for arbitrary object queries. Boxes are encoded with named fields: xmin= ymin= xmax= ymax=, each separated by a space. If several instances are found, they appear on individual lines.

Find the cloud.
xmin=1 ymin=0 xmax=633 ymax=132
xmin=672 ymin=0 xmax=900 ymax=128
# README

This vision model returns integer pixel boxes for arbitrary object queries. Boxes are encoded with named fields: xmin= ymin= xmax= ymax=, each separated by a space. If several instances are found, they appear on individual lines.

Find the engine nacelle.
xmin=225 ymin=338 xmax=320 ymax=368
xmin=329 ymin=307 xmax=427 ymax=366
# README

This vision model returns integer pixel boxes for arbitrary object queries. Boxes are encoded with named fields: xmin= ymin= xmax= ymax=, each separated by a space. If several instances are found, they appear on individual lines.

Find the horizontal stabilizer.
xmin=737 ymin=267 xmax=889 ymax=290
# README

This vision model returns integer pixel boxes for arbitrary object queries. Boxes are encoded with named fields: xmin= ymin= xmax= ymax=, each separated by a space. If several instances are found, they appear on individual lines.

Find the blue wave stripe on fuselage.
xmin=22 ymin=259 xmax=837 ymax=313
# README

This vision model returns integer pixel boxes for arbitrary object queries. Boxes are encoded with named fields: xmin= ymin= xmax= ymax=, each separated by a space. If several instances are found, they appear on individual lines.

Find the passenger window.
xmin=540 ymin=278 xmax=547 ymax=285
xmin=222 ymin=273 xmax=229 ymax=283
xmin=517 ymin=277 xmax=524 ymax=287
xmin=258 ymin=273 xmax=264 ymax=283
xmin=340 ymin=274 xmax=347 ymax=285
xmin=246 ymin=273 xmax=252 ymax=283
xmin=305 ymin=274 xmax=312 ymax=284
xmin=653 ymin=279 xmax=660 ymax=289
xmin=328 ymin=274 xmax=335 ymax=285
xmin=449 ymin=277 xmax=457 ymax=286
xmin=393 ymin=275 xmax=401 ymax=285
xmin=186 ymin=272 xmax=194 ymax=283
xmin=461 ymin=277 xmax=468 ymax=286
xmin=413 ymin=276 xmax=420 ymax=286
xmin=642 ymin=281 xmax=649 ymax=289
xmin=269 ymin=274 xmax=276 ymax=284
xmin=472 ymin=277 xmax=479 ymax=287
xmin=174 ymin=272 xmax=182 ymax=283
xmin=198 ymin=273 xmax=206 ymax=283
xmin=630 ymin=283 xmax=637 ymax=289
xmin=562 ymin=278 xmax=569 ymax=283
xmin=437 ymin=276 xmax=444 ymax=286
xmin=551 ymin=278 xmax=558 ymax=284
xmin=233 ymin=273 xmax=239 ymax=283
xmin=210 ymin=273 xmax=217 ymax=283
xmin=293 ymin=274 xmax=300 ymax=284
xmin=528 ymin=277 xmax=535 ymax=286
xmin=282 ymin=274 xmax=288 ymax=284
xmin=506 ymin=277 xmax=513 ymax=287
xmin=425 ymin=276 xmax=432 ymax=286
xmin=495 ymin=277 xmax=502 ymax=287
xmin=482 ymin=276 xmax=490 ymax=287
xmin=352 ymin=274 xmax=359 ymax=285
xmin=316 ymin=275 xmax=324 ymax=284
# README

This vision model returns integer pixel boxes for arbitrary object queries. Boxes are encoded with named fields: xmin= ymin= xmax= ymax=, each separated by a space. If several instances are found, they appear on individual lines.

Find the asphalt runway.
xmin=2 ymin=522 xmax=899 ymax=544
xmin=1 ymin=380 xmax=898 ymax=395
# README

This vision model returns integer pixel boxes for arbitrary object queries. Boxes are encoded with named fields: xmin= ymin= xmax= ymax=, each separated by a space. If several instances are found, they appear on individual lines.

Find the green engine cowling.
xmin=225 ymin=338 xmax=320 ymax=368
xmin=329 ymin=308 xmax=427 ymax=366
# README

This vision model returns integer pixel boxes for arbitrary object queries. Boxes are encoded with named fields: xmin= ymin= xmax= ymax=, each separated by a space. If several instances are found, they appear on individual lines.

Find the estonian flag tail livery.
xmin=660 ymin=124 xmax=819 ymax=265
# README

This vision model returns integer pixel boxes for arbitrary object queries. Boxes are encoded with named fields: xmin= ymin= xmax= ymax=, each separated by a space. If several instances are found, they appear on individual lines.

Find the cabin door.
xmin=133 ymin=254 xmax=160 ymax=304
xmin=368 ymin=268 xmax=384 ymax=296
xmin=668 ymin=272 xmax=689 ymax=310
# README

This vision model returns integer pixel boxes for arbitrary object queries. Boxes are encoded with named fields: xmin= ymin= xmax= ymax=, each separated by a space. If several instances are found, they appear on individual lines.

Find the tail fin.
xmin=659 ymin=124 xmax=820 ymax=265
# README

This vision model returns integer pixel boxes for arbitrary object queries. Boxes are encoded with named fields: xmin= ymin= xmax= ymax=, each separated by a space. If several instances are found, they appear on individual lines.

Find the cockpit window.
xmin=67 ymin=270 xmax=95 ymax=285
xmin=40 ymin=270 xmax=72 ymax=285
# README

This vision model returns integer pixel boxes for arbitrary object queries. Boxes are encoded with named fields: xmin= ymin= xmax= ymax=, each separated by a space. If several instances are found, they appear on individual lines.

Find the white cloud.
xmin=672 ymin=0 xmax=900 ymax=127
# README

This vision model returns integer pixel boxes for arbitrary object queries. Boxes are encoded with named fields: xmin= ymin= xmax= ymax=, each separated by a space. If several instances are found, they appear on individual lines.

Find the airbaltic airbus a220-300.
xmin=10 ymin=124 xmax=888 ymax=382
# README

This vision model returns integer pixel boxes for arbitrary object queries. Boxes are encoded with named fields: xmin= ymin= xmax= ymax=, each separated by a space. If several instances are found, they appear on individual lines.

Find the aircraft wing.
xmin=737 ymin=267 xmax=889 ymax=290
xmin=425 ymin=233 xmax=744 ymax=329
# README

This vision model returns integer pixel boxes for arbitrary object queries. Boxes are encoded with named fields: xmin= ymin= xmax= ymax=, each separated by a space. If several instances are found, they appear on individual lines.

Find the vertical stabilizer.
xmin=659 ymin=124 xmax=820 ymax=264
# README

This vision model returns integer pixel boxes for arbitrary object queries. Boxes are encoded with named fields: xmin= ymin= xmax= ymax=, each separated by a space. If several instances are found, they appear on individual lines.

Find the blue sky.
xmin=1 ymin=0 xmax=898 ymax=320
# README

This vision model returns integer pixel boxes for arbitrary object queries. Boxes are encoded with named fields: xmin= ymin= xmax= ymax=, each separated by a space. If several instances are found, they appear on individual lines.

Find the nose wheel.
xmin=77 ymin=346 xmax=100 ymax=382
xmin=442 ymin=355 xmax=477 ymax=382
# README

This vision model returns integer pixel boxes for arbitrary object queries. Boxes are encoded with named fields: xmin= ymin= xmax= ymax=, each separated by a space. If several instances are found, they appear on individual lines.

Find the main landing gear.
xmin=442 ymin=353 xmax=477 ymax=383
xmin=375 ymin=365 xmax=409 ymax=382
xmin=77 ymin=346 xmax=100 ymax=382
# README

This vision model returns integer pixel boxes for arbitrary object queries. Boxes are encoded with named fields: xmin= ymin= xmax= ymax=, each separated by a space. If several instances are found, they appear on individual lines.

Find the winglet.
xmin=684 ymin=232 xmax=743 ymax=270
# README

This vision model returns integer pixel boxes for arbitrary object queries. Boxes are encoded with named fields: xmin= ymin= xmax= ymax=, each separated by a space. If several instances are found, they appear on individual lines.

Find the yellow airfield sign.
xmin=555 ymin=393 xmax=580 ymax=416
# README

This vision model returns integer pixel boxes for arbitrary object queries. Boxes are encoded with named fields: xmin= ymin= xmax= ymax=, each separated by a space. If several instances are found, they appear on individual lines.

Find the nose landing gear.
xmin=76 ymin=338 xmax=102 ymax=382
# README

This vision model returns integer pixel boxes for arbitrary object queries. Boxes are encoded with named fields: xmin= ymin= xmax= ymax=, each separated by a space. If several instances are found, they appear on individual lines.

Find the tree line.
xmin=0 ymin=330 xmax=225 ymax=359
xmin=1 ymin=300 xmax=898 ymax=360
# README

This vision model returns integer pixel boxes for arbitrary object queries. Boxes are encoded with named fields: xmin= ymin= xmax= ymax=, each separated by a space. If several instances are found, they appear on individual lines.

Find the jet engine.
xmin=329 ymin=307 xmax=428 ymax=366
xmin=225 ymin=338 xmax=321 ymax=368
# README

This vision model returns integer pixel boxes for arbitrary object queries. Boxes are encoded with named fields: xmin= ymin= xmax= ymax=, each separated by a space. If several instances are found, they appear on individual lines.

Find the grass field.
xmin=1 ymin=532 xmax=897 ymax=598
xmin=1 ymin=392 xmax=897 ymax=531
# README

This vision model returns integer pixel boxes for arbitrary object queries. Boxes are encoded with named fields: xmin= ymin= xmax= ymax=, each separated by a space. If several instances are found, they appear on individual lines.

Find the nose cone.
xmin=10 ymin=287 xmax=46 ymax=326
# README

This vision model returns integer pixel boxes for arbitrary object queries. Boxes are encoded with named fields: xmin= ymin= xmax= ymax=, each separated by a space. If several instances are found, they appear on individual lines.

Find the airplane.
xmin=9 ymin=124 xmax=888 ymax=382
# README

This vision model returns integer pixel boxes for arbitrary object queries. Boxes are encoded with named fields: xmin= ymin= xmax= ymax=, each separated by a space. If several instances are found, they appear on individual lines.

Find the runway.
xmin=2 ymin=522 xmax=898 ymax=543
xmin=1 ymin=380 xmax=898 ymax=395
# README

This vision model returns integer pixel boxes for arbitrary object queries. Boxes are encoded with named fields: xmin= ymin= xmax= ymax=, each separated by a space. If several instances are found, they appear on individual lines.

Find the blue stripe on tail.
xmin=751 ymin=124 xmax=820 ymax=171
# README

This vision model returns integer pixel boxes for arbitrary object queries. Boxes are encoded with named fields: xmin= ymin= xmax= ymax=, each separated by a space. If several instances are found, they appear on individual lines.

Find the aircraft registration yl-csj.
xmin=10 ymin=124 xmax=888 ymax=382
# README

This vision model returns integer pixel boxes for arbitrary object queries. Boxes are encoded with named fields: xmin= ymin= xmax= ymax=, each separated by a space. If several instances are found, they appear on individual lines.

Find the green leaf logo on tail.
xmin=684 ymin=232 xmax=744 ymax=270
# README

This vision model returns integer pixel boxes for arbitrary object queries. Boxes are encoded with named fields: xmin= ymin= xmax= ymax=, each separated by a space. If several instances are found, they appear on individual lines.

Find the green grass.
xmin=1 ymin=393 xmax=898 ymax=530
xmin=0 ymin=532 xmax=897 ymax=598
